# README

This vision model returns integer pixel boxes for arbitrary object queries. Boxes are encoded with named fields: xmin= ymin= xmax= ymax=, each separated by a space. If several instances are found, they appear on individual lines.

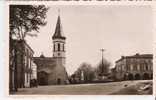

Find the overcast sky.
xmin=25 ymin=5 xmax=153 ymax=75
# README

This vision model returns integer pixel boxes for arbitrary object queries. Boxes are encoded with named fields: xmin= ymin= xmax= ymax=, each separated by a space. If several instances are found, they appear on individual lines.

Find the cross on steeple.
xmin=58 ymin=9 xmax=60 ymax=16
xmin=52 ymin=10 xmax=66 ymax=40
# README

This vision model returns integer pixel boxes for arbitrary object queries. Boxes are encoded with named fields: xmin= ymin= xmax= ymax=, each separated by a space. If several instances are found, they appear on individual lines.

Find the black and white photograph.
xmin=9 ymin=5 xmax=153 ymax=95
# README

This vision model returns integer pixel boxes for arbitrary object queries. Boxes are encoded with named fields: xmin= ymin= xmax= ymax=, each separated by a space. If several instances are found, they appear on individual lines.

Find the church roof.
xmin=38 ymin=67 xmax=53 ymax=74
xmin=40 ymin=53 xmax=45 ymax=58
xmin=52 ymin=15 xmax=66 ymax=40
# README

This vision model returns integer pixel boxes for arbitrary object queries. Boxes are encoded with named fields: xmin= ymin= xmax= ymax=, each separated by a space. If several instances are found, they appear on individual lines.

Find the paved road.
xmin=13 ymin=80 xmax=152 ymax=95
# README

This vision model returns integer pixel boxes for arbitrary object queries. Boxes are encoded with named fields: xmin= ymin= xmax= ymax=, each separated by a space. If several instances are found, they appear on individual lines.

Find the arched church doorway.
xmin=57 ymin=78 xmax=61 ymax=85
xmin=38 ymin=71 xmax=48 ymax=85
xmin=128 ymin=73 xmax=134 ymax=80
xmin=143 ymin=73 xmax=150 ymax=80
xmin=135 ymin=74 xmax=141 ymax=80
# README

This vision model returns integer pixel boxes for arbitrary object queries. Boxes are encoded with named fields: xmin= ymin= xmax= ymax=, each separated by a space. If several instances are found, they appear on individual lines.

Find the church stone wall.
xmin=34 ymin=57 xmax=68 ymax=85
xmin=48 ymin=64 xmax=68 ymax=85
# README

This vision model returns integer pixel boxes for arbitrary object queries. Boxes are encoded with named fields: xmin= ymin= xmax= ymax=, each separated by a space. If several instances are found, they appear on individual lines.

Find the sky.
xmin=25 ymin=5 xmax=153 ymax=75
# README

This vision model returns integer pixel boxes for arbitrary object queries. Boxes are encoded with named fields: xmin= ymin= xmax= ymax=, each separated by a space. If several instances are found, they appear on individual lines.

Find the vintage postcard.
xmin=6 ymin=1 xmax=155 ymax=96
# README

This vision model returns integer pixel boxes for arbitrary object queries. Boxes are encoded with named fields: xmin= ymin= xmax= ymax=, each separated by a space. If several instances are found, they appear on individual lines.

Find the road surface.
xmin=13 ymin=80 xmax=152 ymax=95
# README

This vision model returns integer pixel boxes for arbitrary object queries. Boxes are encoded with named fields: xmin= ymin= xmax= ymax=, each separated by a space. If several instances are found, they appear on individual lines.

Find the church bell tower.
xmin=52 ymin=15 xmax=66 ymax=66
xmin=51 ymin=13 xmax=68 ymax=85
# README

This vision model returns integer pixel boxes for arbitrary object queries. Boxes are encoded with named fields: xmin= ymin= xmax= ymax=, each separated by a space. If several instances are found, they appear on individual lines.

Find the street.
xmin=13 ymin=80 xmax=152 ymax=95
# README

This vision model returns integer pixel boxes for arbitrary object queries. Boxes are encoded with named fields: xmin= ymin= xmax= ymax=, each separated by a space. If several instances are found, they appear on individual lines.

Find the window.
xmin=140 ymin=63 xmax=144 ymax=71
xmin=145 ymin=63 xmax=148 ymax=71
xmin=130 ymin=64 xmax=133 ymax=71
xmin=29 ymin=58 xmax=31 ymax=68
xmin=122 ymin=65 xmax=124 ymax=71
xmin=151 ymin=65 xmax=153 ymax=70
xmin=127 ymin=65 xmax=129 ymax=71
xmin=54 ymin=44 xmax=55 ymax=51
xmin=58 ymin=43 xmax=60 ymax=51
xmin=133 ymin=64 xmax=137 ymax=71
xmin=63 ymin=44 xmax=64 ymax=51
xmin=137 ymin=64 xmax=140 ymax=71
xmin=58 ymin=53 xmax=60 ymax=56
xmin=27 ymin=73 xmax=29 ymax=82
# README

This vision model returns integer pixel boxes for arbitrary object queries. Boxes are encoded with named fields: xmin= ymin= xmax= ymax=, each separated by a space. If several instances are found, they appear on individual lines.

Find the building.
xmin=31 ymin=61 xmax=37 ymax=80
xmin=34 ymin=15 xmax=68 ymax=85
xmin=114 ymin=53 xmax=153 ymax=81
xmin=110 ymin=67 xmax=116 ymax=81
xmin=9 ymin=38 xmax=17 ymax=92
xmin=9 ymin=39 xmax=34 ymax=92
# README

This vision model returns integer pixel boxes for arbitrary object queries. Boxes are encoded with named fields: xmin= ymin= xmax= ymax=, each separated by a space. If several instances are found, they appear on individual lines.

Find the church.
xmin=33 ymin=15 xmax=69 ymax=85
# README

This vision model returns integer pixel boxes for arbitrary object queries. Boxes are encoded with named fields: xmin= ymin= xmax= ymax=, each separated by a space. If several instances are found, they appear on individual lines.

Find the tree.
xmin=96 ymin=58 xmax=111 ymax=76
xmin=74 ymin=62 xmax=95 ymax=83
xmin=9 ymin=5 xmax=48 ymax=92
xmin=10 ymin=5 xmax=48 ymax=40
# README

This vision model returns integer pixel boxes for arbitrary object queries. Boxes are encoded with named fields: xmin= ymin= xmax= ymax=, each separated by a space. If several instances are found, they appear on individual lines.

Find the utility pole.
xmin=100 ymin=49 xmax=105 ymax=75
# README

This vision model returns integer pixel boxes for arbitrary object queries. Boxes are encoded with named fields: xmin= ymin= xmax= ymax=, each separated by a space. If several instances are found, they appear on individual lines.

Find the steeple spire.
xmin=52 ymin=11 xmax=66 ymax=40
xmin=58 ymin=9 xmax=60 ymax=16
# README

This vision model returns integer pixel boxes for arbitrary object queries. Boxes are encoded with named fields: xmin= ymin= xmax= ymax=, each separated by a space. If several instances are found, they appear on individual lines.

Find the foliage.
xmin=9 ymin=5 xmax=48 ymax=91
xmin=96 ymin=58 xmax=111 ymax=76
xmin=74 ymin=62 xmax=95 ymax=83
xmin=10 ymin=5 xmax=48 ymax=40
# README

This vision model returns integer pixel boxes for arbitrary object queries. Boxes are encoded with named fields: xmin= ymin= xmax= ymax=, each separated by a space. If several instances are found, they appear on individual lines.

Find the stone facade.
xmin=114 ymin=53 xmax=153 ymax=81
xmin=9 ymin=39 xmax=34 ymax=92
xmin=34 ymin=56 xmax=68 ymax=85
xmin=34 ymin=15 xmax=68 ymax=85
xmin=31 ymin=61 xmax=37 ymax=79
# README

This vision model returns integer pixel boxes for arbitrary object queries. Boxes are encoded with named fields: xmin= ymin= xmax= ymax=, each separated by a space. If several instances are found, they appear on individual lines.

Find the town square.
xmin=9 ymin=5 xmax=153 ymax=95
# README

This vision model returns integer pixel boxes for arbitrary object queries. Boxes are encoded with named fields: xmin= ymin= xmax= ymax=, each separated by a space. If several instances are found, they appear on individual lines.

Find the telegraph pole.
xmin=100 ymin=49 xmax=105 ymax=75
